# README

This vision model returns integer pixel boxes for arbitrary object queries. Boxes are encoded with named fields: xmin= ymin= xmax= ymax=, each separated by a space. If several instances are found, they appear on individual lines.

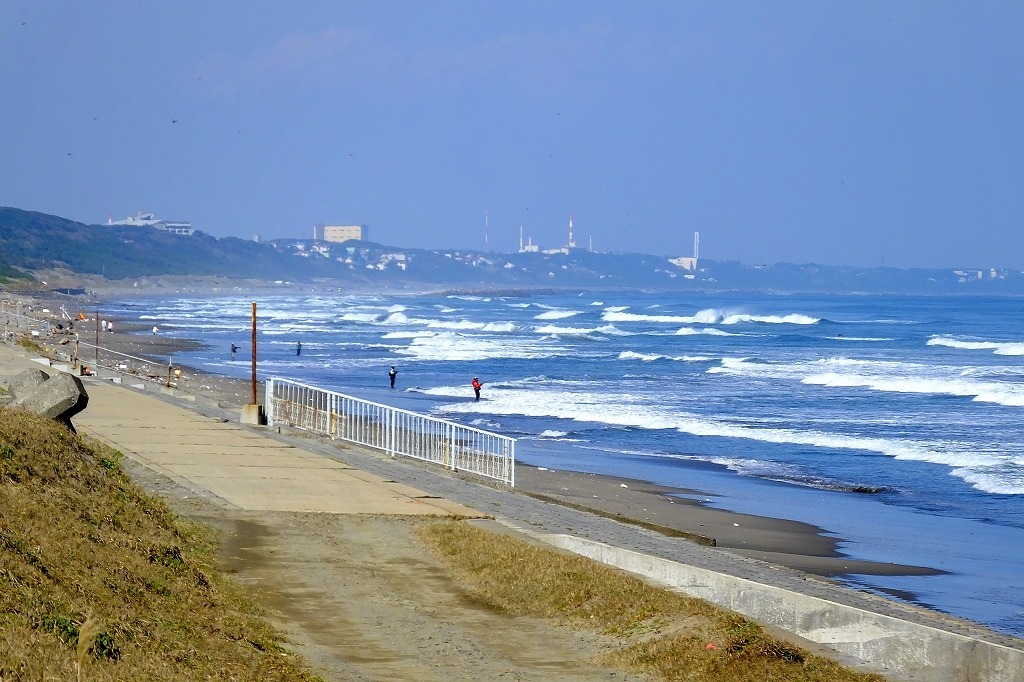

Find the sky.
xmin=2 ymin=2 xmax=1022 ymax=269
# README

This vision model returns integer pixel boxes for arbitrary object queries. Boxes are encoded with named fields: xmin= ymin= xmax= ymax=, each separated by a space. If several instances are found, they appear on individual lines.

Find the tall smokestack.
xmin=568 ymin=213 xmax=575 ymax=248
xmin=694 ymin=231 xmax=700 ymax=259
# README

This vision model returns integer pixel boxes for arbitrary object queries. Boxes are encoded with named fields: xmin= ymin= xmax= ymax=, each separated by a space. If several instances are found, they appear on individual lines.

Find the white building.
xmin=107 ymin=211 xmax=194 ymax=236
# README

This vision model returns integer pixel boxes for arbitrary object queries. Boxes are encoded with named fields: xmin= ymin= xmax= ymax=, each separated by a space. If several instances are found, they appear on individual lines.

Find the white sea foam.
xmin=382 ymin=312 xmax=410 ymax=324
xmin=724 ymin=311 xmax=819 ymax=325
xmin=538 ymin=430 xmax=570 ymax=438
xmin=396 ymin=332 xmax=565 ymax=362
xmin=381 ymin=331 xmax=435 ymax=339
xmin=434 ymin=386 xmax=1020 ymax=494
xmin=339 ymin=312 xmax=382 ymax=323
xmin=618 ymin=351 xmax=716 ymax=362
xmin=675 ymin=327 xmax=742 ymax=336
xmin=928 ymin=336 xmax=1024 ymax=356
xmin=711 ymin=356 xmax=1024 ymax=408
xmin=424 ymin=319 xmax=517 ymax=332
xmin=536 ymin=324 xmax=597 ymax=335
xmin=535 ymin=309 xmax=581 ymax=320
xmin=603 ymin=307 xmax=818 ymax=325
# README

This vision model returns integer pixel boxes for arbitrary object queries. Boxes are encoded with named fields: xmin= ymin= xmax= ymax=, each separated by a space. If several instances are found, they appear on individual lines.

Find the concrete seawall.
xmin=543 ymin=533 xmax=1024 ymax=682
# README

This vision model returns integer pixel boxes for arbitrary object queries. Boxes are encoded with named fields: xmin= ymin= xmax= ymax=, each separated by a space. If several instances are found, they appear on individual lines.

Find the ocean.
xmin=105 ymin=289 xmax=1024 ymax=637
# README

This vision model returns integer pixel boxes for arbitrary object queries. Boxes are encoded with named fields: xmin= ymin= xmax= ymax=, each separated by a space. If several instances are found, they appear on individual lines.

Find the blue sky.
xmin=2 ymin=2 xmax=1021 ymax=268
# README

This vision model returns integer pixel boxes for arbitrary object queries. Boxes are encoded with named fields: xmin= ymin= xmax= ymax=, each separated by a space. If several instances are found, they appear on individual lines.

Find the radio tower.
xmin=568 ymin=213 xmax=576 ymax=248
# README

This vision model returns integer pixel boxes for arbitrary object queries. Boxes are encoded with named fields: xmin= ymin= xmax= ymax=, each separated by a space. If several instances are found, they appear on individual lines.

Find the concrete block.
xmin=7 ymin=368 xmax=51 ymax=400
xmin=240 ymin=403 xmax=266 ymax=425
xmin=10 ymin=371 xmax=89 ymax=421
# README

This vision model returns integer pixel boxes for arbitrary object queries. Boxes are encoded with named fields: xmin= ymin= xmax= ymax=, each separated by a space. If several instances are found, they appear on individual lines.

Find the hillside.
xmin=3 ymin=206 xmax=1024 ymax=293
xmin=0 ymin=208 xmax=318 ymax=282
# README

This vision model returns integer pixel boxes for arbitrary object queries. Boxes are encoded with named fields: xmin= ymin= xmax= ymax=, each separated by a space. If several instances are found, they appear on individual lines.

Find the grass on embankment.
xmin=417 ymin=521 xmax=887 ymax=682
xmin=0 ymin=408 xmax=323 ymax=681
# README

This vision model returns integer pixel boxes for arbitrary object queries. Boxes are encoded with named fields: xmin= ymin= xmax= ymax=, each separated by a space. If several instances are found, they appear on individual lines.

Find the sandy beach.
xmin=1 ymin=288 xmax=938 ymax=582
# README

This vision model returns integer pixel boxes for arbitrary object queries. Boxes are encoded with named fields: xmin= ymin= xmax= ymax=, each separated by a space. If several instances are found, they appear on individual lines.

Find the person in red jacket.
xmin=471 ymin=376 xmax=482 ymax=401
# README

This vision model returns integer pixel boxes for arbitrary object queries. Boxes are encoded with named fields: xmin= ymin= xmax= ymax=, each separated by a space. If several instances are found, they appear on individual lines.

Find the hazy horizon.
xmin=2 ymin=2 xmax=1021 ymax=269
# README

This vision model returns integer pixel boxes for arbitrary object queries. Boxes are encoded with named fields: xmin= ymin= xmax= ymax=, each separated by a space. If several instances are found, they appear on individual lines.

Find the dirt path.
xmin=123 ymin=457 xmax=647 ymax=682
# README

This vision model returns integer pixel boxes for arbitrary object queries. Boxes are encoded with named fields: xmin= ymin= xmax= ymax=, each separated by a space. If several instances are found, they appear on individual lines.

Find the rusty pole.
xmin=250 ymin=302 xmax=258 ymax=405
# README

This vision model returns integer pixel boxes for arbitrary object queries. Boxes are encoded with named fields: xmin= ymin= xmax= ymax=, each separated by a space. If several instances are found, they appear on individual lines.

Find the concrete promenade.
xmin=0 ymin=344 xmax=477 ymax=519
xmin=2 ymin=341 xmax=1024 ymax=681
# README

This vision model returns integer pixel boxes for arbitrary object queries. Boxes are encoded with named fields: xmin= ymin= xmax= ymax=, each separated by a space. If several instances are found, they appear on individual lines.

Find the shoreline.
xmin=3 ymin=290 xmax=942 ymax=586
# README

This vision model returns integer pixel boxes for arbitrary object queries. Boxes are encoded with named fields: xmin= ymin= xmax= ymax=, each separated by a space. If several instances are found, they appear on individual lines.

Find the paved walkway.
xmin=0 ymin=344 xmax=477 ymax=518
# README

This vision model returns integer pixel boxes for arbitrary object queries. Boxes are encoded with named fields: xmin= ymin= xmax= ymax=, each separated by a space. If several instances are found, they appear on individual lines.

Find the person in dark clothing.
xmin=230 ymin=343 xmax=239 ymax=360
xmin=296 ymin=341 xmax=302 ymax=356
xmin=472 ymin=376 xmax=482 ymax=401
xmin=389 ymin=366 xmax=397 ymax=388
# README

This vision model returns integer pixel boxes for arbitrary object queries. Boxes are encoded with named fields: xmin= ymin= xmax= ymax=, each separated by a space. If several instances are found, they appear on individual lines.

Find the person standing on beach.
xmin=152 ymin=326 xmax=158 ymax=335
xmin=230 ymin=343 xmax=239 ymax=360
xmin=101 ymin=319 xmax=107 ymax=332
xmin=472 ymin=376 xmax=482 ymax=401
xmin=107 ymin=321 xmax=113 ymax=332
xmin=389 ymin=366 xmax=397 ymax=389
xmin=296 ymin=341 xmax=302 ymax=356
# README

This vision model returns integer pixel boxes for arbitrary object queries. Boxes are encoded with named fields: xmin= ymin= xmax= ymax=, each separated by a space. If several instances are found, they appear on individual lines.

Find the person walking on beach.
xmin=107 ymin=320 xmax=113 ymax=332
xmin=101 ymin=319 xmax=107 ymax=332
xmin=152 ymin=326 xmax=158 ymax=335
xmin=296 ymin=341 xmax=302 ymax=356
xmin=389 ymin=366 xmax=397 ymax=389
xmin=472 ymin=376 xmax=482 ymax=401
xmin=230 ymin=343 xmax=239 ymax=360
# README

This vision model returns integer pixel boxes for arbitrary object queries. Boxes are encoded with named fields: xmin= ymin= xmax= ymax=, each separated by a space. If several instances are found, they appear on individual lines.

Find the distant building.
xmin=670 ymin=232 xmax=700 ymax=271
xmin=107 ymin=211 xmax=194 ymax=236
xmin=317 ymin=224 xmax=369 ymax=243
xmin=670 ymin=257 xmax=698 ymax=271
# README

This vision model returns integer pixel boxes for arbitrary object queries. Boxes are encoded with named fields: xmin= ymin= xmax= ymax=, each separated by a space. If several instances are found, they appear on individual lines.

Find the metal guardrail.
xmin=266 ymin=377 xmax=516 ymax=487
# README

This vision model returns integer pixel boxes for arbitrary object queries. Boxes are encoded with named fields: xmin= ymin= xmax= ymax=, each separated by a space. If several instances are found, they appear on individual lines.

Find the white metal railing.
xmin=266 ymin=377 xmax=515 ymax=487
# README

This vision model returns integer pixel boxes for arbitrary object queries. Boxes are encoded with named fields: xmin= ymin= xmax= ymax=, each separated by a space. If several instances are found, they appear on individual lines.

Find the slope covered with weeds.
xmin=0 ymin=407 xmax=322 ymax=681
xmin=418 ymin=520 xmax=886 ymax=682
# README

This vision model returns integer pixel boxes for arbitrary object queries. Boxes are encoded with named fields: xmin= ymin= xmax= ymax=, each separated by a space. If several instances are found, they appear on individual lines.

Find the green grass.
xmin=0 ymin=407 xmax=324 ymax=681
xmin=417 ymin=520 xmax=886 ymax=682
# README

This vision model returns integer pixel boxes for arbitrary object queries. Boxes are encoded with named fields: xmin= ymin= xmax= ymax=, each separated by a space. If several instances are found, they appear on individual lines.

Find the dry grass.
xmin=0 ymin=407 xmax=323 ymax=681
xmin=417 ymin=520 xmax=886 ymax=682
xmin=15 ymin=337 xmax=44 ymax=356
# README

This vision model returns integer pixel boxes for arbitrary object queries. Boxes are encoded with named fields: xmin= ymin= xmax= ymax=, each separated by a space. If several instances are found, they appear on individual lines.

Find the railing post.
xmin=388 ymin=408 xmax=395 ymax=457
xmin=448 ymin=422 xmax=455 ymax=471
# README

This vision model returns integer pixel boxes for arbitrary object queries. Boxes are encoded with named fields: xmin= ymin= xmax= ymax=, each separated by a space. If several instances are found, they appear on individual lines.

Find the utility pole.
xmin=250 ymin=302 xmax=257 ymax=405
